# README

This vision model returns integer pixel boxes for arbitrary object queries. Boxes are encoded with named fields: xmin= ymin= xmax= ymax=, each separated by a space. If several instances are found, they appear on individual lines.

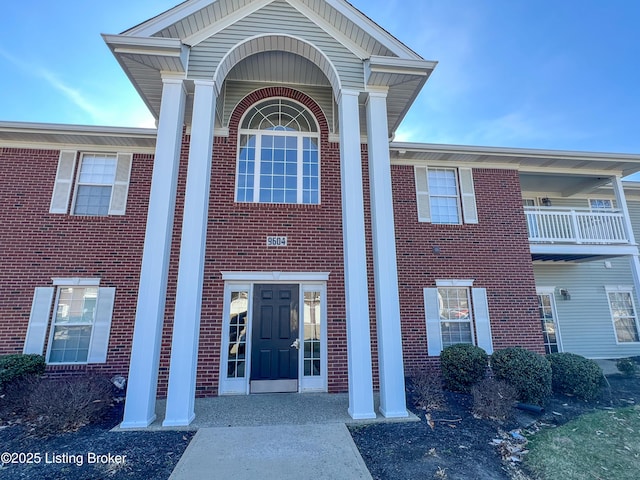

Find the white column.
xmin=611 ymin=176 xmax=640 ymax=305
xmin=121 ymin=76 xmax=186 ymax=428
xmin=338 ymin=89 xmax=375 ymax=420
xmin=365 ymin=90 xmax=408 ymax=418
xmin=163 ymin=81 xmax=217 ymax=427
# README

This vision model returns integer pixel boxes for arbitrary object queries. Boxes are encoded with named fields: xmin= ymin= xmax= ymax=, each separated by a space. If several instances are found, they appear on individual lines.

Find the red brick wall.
xmin=156 ymin=87 xmax=352 ymax=396
xmin=0 ymin=147 xmax=153 ymax=379
xmin=0 ymin=103 xmax=544 ymax=398
xmin=392 ymin=165 xmax=544 ymax=373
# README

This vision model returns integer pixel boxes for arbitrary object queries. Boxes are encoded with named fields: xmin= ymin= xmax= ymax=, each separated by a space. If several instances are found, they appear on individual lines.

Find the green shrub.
xmin=548 ymin=353 xmax=603 ymax=401
xmin=616 ymin=357 xmax=638 ymax=376
xmin=0 ymin=354 xmax=45 ymax=389
xmin=440 ymin=344 xmax=488 ymax=393
xmin=491 ymin=347 xmax=552 ymax=405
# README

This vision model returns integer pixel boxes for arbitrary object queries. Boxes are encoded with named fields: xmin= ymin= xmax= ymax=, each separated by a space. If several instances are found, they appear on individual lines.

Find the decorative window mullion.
xmin=253 ymin=135 xmax=262 ymax=203
xmin=297 ymin=136 xmax=304 ymax=204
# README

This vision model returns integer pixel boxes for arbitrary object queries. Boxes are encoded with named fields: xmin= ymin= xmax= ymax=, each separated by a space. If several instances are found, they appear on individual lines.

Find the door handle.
xmin=290 ymin=339 xmax=300 ymax=350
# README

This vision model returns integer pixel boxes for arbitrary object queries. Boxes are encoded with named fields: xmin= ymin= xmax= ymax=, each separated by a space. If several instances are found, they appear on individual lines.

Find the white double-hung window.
xmin=424 ymin=281 xmax=493 ymax=356
xmin=415 ymin=166 xmax=478 ymax=224
xmin=49 ymin=151 xmax=133 ymax=216
xmin=606 ymin=287 xmax=640 ymax=343
xmin=236 ymin=98 xmax=320 ymax=205
xmin=23 ymin=280 xmax=115 ymax=364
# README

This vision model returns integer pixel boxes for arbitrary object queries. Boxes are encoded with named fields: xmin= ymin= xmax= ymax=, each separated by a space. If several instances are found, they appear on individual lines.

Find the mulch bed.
xmin=349 ymin=373 xmax=640 ymax=480
xmin=0 ymin=403 xmax=194 ymax=480
xmin=1 ymin=374 xmax=638 ymax=480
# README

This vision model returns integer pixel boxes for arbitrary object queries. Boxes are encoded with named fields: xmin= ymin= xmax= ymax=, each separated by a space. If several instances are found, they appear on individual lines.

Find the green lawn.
xmin=525 ymin=406 xmax=640 ymax=480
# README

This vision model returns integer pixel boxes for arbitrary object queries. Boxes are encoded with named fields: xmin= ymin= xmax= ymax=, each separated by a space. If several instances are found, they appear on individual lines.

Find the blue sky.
xmin=1 ymin=0 xmax=639 ymax=155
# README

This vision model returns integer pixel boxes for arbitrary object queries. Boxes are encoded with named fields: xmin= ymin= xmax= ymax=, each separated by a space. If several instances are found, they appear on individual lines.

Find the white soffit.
xmin=390 ymin=142 xmax=640 ymax=177
xmin=0 ymin=122 xmax=157 ymax=152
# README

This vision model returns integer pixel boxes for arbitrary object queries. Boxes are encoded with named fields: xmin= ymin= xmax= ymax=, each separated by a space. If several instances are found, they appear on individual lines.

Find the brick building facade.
xmin=1 ymin=0 xmax=639 ymax=428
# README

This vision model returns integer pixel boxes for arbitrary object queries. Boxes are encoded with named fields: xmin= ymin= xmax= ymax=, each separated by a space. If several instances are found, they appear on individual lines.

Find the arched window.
xmin=236 ymin=98 xmax=320 ymax=204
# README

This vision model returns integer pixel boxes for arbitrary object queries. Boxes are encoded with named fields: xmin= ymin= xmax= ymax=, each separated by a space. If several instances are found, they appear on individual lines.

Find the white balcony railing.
xmin=525 ymin=207 xmax=630 ymax=245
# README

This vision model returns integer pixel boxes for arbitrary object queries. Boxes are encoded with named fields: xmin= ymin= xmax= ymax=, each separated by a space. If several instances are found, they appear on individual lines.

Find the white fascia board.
xmin=323 ymin=0 xmax=424 ymax=60
xmin=389 ymin=141 xmax=640 ymax=163
xmin=0 ymin=141 xmax=156 ymax=155
xmin=183 ymin=0 xmax=275 ymax=47
xmin=103 ymin=35 xmax=189 ymax=71
xmin=0 ymin=121 xmax=156 ymax=137
xmin=366 ymin=56 xmax=437 ymax=78
xmin=123 ymin=0 xmax=218 ymax=37
xmin=0 ymin=122 xmax=157 ymax=153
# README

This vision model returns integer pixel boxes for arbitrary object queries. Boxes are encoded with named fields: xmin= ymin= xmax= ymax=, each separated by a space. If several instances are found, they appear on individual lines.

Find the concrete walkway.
xmin=142 ymin=393 xmax=417 ymax=480
xmin=170 ymin=423 xmax=372 ymax=480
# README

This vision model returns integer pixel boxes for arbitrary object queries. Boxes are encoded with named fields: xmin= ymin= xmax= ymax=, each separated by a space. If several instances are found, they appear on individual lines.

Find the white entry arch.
xmin=214 ymin=34 xmax=343 ymax=101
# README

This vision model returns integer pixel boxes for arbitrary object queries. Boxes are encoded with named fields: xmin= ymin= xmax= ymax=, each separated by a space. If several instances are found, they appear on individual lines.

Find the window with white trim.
xmin=236 ymin=98 xmax=320 ymax=205
xmin=23 ymin=281 xmax=115 ymax=364
xmin=607 ymin=290 xmax=640 ymax=343
xmin=438 ymin=287 xmax=474 ymax=348
xmin=415 ymin=166 xmax=478 ymax=224
xmin=589 ymin=198 xmax=614 ymax=211
xmin=424 ymin=284 xmax=493 ymax=356
xmin=48 ymin=286 xmax=97 ymax=363
xmin=49 ymin=151 xmax=133 ymax=216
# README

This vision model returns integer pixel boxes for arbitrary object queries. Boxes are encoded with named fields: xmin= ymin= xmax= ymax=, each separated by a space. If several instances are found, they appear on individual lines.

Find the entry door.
xmin=538 ymin=293 xmax=561 ymax=354
xmin=250 ymin=284 xmax=299 ymax=393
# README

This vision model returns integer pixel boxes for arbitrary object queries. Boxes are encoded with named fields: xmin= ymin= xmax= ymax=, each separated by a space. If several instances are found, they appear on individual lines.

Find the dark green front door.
xmin=250 ymin=284 xmax=299 ymax=393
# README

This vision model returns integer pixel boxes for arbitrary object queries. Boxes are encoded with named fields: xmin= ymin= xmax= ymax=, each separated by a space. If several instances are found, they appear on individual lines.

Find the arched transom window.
xmin=236 ymin=98 xmax=320 ymax=204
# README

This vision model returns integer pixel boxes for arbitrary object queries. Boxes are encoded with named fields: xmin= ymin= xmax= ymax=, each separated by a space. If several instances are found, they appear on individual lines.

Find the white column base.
xmin=162 ymin=413 xmax=196 ymax=428
xmin=120 ymin=415 xmax=157 ymax=430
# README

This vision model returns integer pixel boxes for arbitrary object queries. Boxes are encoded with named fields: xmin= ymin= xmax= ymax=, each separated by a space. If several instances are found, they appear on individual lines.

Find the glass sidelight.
xmin=303 ymin=291 xmax=322 ymax=377
xmin=227 ymin=290 xmax=249 ymax=378
xmin=538 ymin=293 xmax=560 ymax=354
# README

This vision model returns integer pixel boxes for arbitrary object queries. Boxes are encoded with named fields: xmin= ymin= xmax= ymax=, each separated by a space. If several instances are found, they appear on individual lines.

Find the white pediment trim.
xmin=182 ymin=0 xmax=275 ymax=47
xmin=124 ymin=0 xmax=220 ymax=37
xmin=284 ymin=0 xmax=371 ymax=60
xmin=322 ymin=0 xmax=422 ymax=59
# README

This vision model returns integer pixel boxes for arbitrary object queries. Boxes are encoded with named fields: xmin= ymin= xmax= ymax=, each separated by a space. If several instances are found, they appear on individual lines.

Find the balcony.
xmin=525 ymin=207 xmax=637 ymax=261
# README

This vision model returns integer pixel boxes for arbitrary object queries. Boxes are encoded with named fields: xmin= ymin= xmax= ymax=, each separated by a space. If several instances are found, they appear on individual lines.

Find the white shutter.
xmin=415 ymin=166 xmax=431 ymax=222
xmin=49 ymin=151 xmax=77 ymax=214
xmin=87 ymin=287 xmax=115 ymax=363
xmin=459 ymin=168 xmax=478 ymax=224
xmin=23 ymin=287 xmax=55 ymax=355
xmin=472 ymin=288 xmax=493 ymax=354
xmin=109 ymin=153 xmax=133 ymax=216
xmin=424 ymin=288 xmax=443 ymax=356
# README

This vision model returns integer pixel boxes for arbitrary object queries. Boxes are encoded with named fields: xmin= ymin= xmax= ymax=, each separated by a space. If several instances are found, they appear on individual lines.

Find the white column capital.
xmin=365 ymin=88 xmax=389 ymax=101
xmin=337 ymin=89 xmax=361 ymax=104
xmin=193 ymin=79 xmax=221 ymax=97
